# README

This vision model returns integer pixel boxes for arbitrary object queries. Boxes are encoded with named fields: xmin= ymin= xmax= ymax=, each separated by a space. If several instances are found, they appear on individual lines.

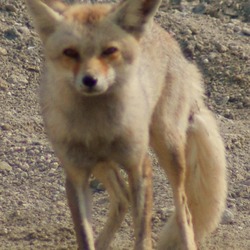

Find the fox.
xmin=25 ymin=0 xmax=227 ymax=249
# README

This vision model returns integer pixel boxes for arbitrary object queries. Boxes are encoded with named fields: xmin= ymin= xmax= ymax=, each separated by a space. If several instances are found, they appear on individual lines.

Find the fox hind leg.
xmin=152 ymin=108 xmax=226 ymax=249
xmin=151 ymin=128 xmax=197 ymax=250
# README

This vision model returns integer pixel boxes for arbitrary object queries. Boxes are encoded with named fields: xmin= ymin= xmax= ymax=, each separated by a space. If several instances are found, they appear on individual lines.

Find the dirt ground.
xmin=0 ymin=0 xmax=249 ymax=249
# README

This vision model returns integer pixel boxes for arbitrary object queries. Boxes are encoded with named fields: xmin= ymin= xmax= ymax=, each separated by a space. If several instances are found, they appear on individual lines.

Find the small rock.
xmin=195 ymin=43 xmax=204 ymax=51
xmin=221 ymin=209 xmax=234 ymax=224
xmin=223 ymin=109 xmax=234 ymax=119
xmin=224 ymin=8 xmax=238 ymax=18
xmin=242 ymin=27 xmax=250 ymax=36
xmin=203 ymin=58 xmax=209 ymax=64
xmin=8 ymin=74 xmax=28 ymax=85
xmin=90 ymin=178 xmax=105 ymax=191
xmin=20 ymin=172 xmax=28 ymax=178
xmin=0 ymin=161 xmax=12 ymax=171
xmin=243 ymin=97 xmax=250 ymax=107
xmin=57 ymin=201 xmax=66 ymax=208
xmin=96 ymin=183 xmax=105 ymax=191
xmin=169 ymin=0 xmax=181 ymax=5
xmin=236 ymin=173 xmax=244 ymax=181
xmin=19 ymin=163 xmax=30 ymax=172
xmin=233 ymin=26 xmax=241 ymax=33
xmin=0 ymin=78 xmax=8 ymax=91
xmin=4 ymin=27 xmax=20 ymax=40
xmin=0 ymin=228 xmax=8 ymax=235
xmin=242 ymin=2 xmax=250 ymax=22
xmin=17 ymin=26 xmax=30 ymax=36
xmin=192 ymin=4 xmax=206 ymax=14
xmin=0 ymin=123 xmax=10 ymax=130
xmin=237 ymin=102 xmax=244 ymax=109
xmin=5 ymin=4 xmax=16 ymax=12
xmin=215 ymin=95 xmax=229 ymax=105
xmin=51 ymin=161 xmax=59 ymax=169
xmin=228 ymin=43 xmax=239 ymax=51
xmin=208 ymin=52 xmax=217 ymax=60
xmin=26 ymin=65 xmax=40 ymax=73
xmin=0 ymin=47 xmax=8 ymax=56
xmin=242 ymin=179 xmax=250 ymax=186
xmin=215 ymin=43 xmax=228 ymax=53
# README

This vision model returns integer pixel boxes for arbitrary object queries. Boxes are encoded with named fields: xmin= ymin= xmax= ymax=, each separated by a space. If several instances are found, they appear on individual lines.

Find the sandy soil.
xmin=0 ymin=0 xmax=249 ymax=249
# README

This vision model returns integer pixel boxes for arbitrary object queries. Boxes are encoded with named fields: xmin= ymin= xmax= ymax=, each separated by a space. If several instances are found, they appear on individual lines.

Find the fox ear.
xmin=25 ymin=0 xmax=63 ymax=42
xmin=111 ymin=0 xmax=161 ymax=38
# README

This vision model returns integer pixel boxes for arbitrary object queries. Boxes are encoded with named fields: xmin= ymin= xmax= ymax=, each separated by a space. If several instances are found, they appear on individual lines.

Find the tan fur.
xmin=26 ymin=0 xmax=227 ymax=249
xmin=64 ymin=4 xmax=112 ymax=25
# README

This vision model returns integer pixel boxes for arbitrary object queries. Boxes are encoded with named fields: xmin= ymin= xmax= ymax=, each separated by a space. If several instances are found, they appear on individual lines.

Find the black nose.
xmin=82 ymin=75 xmax=98 ymax=88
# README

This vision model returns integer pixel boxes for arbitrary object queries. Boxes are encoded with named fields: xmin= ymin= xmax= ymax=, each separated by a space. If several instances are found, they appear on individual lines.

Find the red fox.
xmin=25 ymin=0 xmax=227 ymax=249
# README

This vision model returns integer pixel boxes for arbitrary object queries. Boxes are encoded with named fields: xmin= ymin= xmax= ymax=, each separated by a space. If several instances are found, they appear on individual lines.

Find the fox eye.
xmin=63 ymin=48 xmax=80 ymax=60
xmin=102 ymin=47 xmax=118 ymax=57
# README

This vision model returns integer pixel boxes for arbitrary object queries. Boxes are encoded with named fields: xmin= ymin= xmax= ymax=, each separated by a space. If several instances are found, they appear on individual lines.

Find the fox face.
xmin=26 ymin=0 xmax=162 ymax=96
xmin=44 ymin=6 xmax=138 ymax=96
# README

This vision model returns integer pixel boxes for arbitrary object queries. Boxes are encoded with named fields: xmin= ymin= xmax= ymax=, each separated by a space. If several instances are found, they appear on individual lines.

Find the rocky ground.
xmin=0 ymin=0 xmax=249 ymax=249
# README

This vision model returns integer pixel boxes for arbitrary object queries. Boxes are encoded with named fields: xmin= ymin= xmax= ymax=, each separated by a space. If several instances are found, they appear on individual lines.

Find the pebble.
xmin=90 ymin=178 xmax=105 ymax=191
xmin=242 ymin=97 xmax=250 ymax=107
xmin=224 ymin=8 xmax=238 ymax=18
xmin=0 ymin=228 xmax=8 ymax=235
xmin=0 ymin=123 xmax=10 ymax=130
xmin=203 ymin=58 xmax=209 ymax=64
xmin=242 ymin=27 xmax=250 ymax=36
xmin=56 ymin=201 xmax=66 ymax=208
xmin=228 ymin=43 xmax=239 ymax=51
xmin=208 ymin=52 xmax=217 ymax=60
xmin=4 ymin=4 xmax=17 ymax=12
xmin=223 ymin=109 xmax=234 ymax=119
xmin=233 ymin=26 xmax=241 ymax=33
xmin=242 ymin=179 xmax=250 ymax=186
xmin=215 ymin=43 xmax=228 ymax=53
xmin=19 ymin=163 xmax=30 ymax=172
xmin=0 ymin=78 xmax=8 ymax=91
xmin=0 ymin=161 xmax=12 ymax=171
xmin=51 ymin=162 xmax=59 ymax=169
xmin=169 ymin=0 xmax=181 ymax=5
xmin=4 ymin=27 xmax=20 ymax=40
xmin=192 ymin=4 xmax=206 ymax=14
xmin=215 ymin=95 xmax=230 ymax=105
xmin=8 ymin=74 xmax=28 ymax=85
xmin=96 ymin=182 xmax=105 ymax=191
xmin=58 ymin=185 xmax=65 ymax=193
xmin=0 ymin=47 xmax=8 ymax=56
xmin=17 ymin=26 xmax=30 ymax=36
xmin=221 ymin=209 xmax=234 ymax=224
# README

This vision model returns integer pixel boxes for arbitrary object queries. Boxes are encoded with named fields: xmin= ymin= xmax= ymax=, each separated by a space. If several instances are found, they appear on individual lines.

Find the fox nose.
xmin=82 ymin=75 xmax=98 ymax=88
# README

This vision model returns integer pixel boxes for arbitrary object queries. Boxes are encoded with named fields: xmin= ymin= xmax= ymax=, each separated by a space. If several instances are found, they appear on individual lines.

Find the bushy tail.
xmin=158 ymin=108 xmax=227 ymax=249
xmin=185 ymin=108 xmax=227 ymax=241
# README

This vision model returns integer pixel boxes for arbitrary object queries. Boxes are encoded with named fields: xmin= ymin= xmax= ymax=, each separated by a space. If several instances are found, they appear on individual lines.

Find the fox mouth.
xmin=81 ymin=88 xmax=105 ymax=96
xmin=75 ymin=83 xmax=110 ymax=97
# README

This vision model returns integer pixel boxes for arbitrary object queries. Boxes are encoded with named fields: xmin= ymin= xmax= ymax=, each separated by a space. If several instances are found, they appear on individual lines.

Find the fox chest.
xmin=45 ymin=105 xmax=137 ymax=166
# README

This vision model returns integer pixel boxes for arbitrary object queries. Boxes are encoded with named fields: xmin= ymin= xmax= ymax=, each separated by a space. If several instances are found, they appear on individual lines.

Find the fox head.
xmin=26 ymin=0 xmax=161 ymax=96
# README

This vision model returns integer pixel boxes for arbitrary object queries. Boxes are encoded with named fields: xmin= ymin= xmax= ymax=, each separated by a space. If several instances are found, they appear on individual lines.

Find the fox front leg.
xmin=93 ymin=163 xmax=130 ymax=250
xmin=127 ymin=155 xmax=153 ymax=250
xmin=65 ymin=174 xmax=95 ymax=250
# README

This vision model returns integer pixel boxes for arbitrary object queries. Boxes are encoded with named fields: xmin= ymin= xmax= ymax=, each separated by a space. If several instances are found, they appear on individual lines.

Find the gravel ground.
xmin=0 ymin=0 xmax=249 ymax=249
